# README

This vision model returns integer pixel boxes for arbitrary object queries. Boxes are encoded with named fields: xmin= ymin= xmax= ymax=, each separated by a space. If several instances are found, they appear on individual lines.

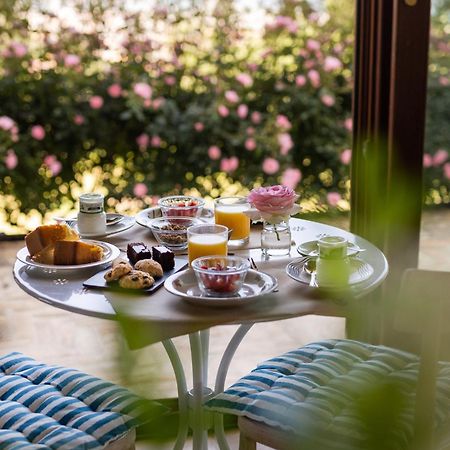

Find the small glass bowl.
xmin=158 ymin=195 xmax=205 ymax=218
xmin=191 ymin=255 xmax=250 ymax=297
xmin=148 ymin=216 xmax=203 ymax=251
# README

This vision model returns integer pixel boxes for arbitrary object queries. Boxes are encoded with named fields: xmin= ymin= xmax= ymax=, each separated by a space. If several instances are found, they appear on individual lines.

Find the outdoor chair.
xmin=0 ymin=352 xmax=167 ymax=449
xmin=206 ymin=269 xmax=450 ymax=450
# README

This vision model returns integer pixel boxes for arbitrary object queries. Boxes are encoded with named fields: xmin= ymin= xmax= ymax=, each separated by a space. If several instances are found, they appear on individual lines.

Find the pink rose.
xmin=220 ymin=156 xmax=239 ymax=172
xmin=0 ymin=116 xmax=15 ymax=131
xmin=340 ymin=149 xmax=352 ymax=165
xmin=133 ymin=183 xmax=148 ymax=198
xmin=444 ymin=163 xmax=450 ymax=180
xmin=31 ymin=125 xmax=45 ymax=140
xmin=433 ymin=149 xmax=448 ymax=166
xmin=151 ymin=136 xmax=162 ymax=147
xmin=246 ymin=127 xmax=255 ymax=135
xmin=327 ymin=192 xmax=342 ymax=207
xmin=107 ymin=83 xmax=122 ymax=98
xmin=245 ymin=138 xmax=256 ymax=151
xmin=439 ymin=77 xmax=449 ymax=87
xmin=43 ymin=155 xmax=56 ymax=166
xmin=248 ymin=185 xmax=298 ymax=215
xmin=5 ymin=149 xmax=18 ymax=169
xmin=323 ymin=56 xmax=342 ymax=72
xmin=225 ymin=90 xmax=239 ymax=103
xmin=251 ymin=111 xmax=262 ymax=124
xmin=152 ymin=97 xmax=164 ymax=110
xmin=262 ymin=157 xmax=280 ymax=175
xmin=237 ymin=104 xmax=248 ymax=119
xmin=136 ymin=133 xmax=149 ymax=150
xmin=208 ymin=145 xmax=221 ymax=160
xmin=164 ymin=75 xmax=176 ymax=86
xmin=307 ymin=70 xmax=321 ymax=88
xmin=64 ymin=54 xmax=80 ymax=67
xmin=11 ymin=42 xmax=27 ymax=58
xmin=423 ymin=153 xmax=433 ymax=168
xmin=73 ymin=114 xmax=85 ymax=125
xmin=281 ymin=168 xmax=302 ymax=189
xmin=89 ymin=96 xmax=103 ymax=109
xmin=276 ymin=114 xmax=292 ymax=130
xmin=49 ymin=160 xmax=62 ymax=176
xmin=194 ymin=122 xmax=204 ymax=132
xmin=236 ymin=73 xmax=253 ymax=87
xmin=218 ymin=105 xmax=229 ymax=117
xmin=306 ymin=39 xmax=320 ymax=51
xmin=133 ymin=82 xmax=152 ymax=100
xmin=278 ymin=133 xmax=294 ymax=155
xmin=344 ymin=117 xmax=353 ymax=132
xmin=295 ymin=75 xmax=306 ymax=87
xmin=321 ymin=94 xmax=335 ymax=107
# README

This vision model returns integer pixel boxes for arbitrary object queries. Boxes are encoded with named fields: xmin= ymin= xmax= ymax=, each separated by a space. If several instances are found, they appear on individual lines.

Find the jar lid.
xmin=318 ymin=236 xmax=347 ymax=259
xmin=79 ymin=193 xmax=104 ymax=213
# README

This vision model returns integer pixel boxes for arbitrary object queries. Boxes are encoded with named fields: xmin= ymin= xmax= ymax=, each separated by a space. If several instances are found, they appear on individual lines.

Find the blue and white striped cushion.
xmin=0 ymin=352 xmax=166 ymax=449
xmin=206 ymin=339 xmax=450 ymax=449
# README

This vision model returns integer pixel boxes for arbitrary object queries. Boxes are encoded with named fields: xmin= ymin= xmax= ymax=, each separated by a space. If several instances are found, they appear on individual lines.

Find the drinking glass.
xmin=187 ymin=224 xmax=228 ymax=265
xmin=214 ymin=197 xmax=250 ymax=247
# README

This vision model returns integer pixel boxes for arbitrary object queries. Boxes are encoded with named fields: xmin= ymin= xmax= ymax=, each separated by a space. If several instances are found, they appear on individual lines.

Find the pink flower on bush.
xmin=73 ymin=114 xmax=85 ymax=125
xmin=439 ymin=77 xmax=449 ymax=87
xmin=344 ymin=118 xmax=353 ymax=132
xmin=220 ymin=156 xmax=239 ymax=172
xmin=152 ymin=97 xmax=164 ymax=110
xmin=44 ymin=155 xmax=62 ymax=176
xmin=433 ymin=149 xmax=448 ymax=166
xmin=0 ymin=116 xmax=15 ymax=131
xmin=208 ymin=145 xmax=221 ymax=160
xmin=225 ymin=90 xmax=239 ymax=103
xmin=89 ymin=96 xmax=103 ymax=109
xmin=246 ymin=127 xmax=255 ymax=135
xmin=164 ymin=75 xmax=176 ymax=86
xmin=276 ymin=114 xmax=292 ymax=130
xmin=307 ymin=70 xmax=321 ymax=88
xmin=5 ymin=150 xmax=18 ymax=169
xmin=278 ymin=133 xmax=294 ymax=155
xmin=323 ymin=56 xmax=343 ymax=72
xmin=194 ymin=122 xmax=204 ymax=132
xmin=218 ymin=105 xmax=229 ymax=117
xmin=423 ymin=153 xmax=433 ymax=168
xmin=237 ymin=104 xmax=248 ymax=119
xmin=107 ymin=83 xmax=122 ymax=98
xmin=251 ymin=111 xmax=262 ymax=124
xmin=321 ymin=94 xmax=335 ymax=107
xmin=295 ymin=75 xmax=307 ymax=87
xmin=133 ymin=82 xmax=152 ymax=100
xmin=236 ymin=73 xmax=253 ymax=87
xmin=136 ymin=133 xmax=149 ymax=150
xmin=64 ymin=54 xmax=80 ymax=67
xmin=340 ymin=149 xmax=352 ymax=165
xmin=281 ymin=168 xmax=302 ymax=189
xmin=306 ymin=39 xmax=321 ymax=51
xmin=245 ymin=138 xmax=256 ymax=151
xmin=327 ymin=192 xmax=342 ymax=207
xmin=10 ymin=42 xmax=27 ymax=58
xmin=31 ymin=125 xmax=45 ymax=140
xmin=262 ymin=157 xmax=280 ymax=174
xmin=134 ymin=183 xmax=148 ymax=198
xmin=248 ymin=185 xmax=298 ymax=215
xmin=151 ymin=136 xmax=162 ymax=147
xmin=304 ymin=60 xmax=316 ymax=70
xmin=444 ymin=163 xmax=450 ymax=180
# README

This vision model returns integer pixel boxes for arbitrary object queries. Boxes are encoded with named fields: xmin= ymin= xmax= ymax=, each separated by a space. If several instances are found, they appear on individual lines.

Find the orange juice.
xmin=215 ymin=205 xmax=250 ymax=241
xmin=188 ymin=234 xmax=228 ymax=264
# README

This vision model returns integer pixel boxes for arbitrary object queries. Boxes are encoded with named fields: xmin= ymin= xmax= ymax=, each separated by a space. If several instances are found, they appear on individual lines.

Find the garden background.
xmin=0 ymin=0 xmax=449 ymax=235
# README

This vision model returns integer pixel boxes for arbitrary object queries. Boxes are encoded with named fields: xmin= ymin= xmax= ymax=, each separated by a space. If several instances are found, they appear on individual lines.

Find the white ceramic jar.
xmin=316 ymin=236 xmax=350 ymax=287
xmin=77 ymin=193 xmax=106 ymax=236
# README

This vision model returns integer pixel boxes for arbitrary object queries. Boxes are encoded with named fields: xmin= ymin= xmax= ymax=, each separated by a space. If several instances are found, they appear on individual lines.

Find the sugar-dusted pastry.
xmin=127 ymin=242 xmax=152 ymax=266
xmin=135 ymin=259 xmax=164 ymax=278
xmin=25 ymin=224 xmax=79 ymax=257
xmin=104 ymin=260 xmax=133 ymax=282
xmin=152 ymin=246 xmax=175 ymax=270
xmin=53 ymin=240 xmax=104 ymax=265
xmin=118 ymin=270 xmax=154 ymax=289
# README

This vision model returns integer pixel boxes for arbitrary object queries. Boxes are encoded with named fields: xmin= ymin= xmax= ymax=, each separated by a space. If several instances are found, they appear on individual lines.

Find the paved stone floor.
xmin=1 ymin=210 xmax=449 ymax=449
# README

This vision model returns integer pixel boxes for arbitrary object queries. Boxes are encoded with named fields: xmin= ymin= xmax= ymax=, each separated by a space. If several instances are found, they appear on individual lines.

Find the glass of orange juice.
xmin=187 ymin=224 xmax=228 ymax=265
xmin=215 ymin=197 xmax=250 ymax=247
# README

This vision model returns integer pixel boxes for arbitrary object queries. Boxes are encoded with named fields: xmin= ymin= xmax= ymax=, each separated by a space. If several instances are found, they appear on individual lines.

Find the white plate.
xmin=73 ymin=216 xmax=135 ymax=238
xmin=164 ymin=269 xmax=278 ymax=307
xmin=136 ymin=206 xmax=214 ymax=229
xmin=297 ymin=240 xmax=362 ymax=257
xmin=16 ymin=240 xmax=121 ymax=270
xmin=286 ymin=257 xmax=374 ymax=288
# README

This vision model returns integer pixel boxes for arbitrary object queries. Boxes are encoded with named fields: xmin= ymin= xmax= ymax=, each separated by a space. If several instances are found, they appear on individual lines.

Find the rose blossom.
xmin=433 ymin=149 xmax=448 ymax=166
xmin=236 ymin=73 xmax=253 ymax=87
xmin=262 ymin=158 xmax=280 ymax=175
xmin=220 ymin=156 xmax=239 ymax=172
xmin=281 ymin=168 xmax=302 ymax=189
xmin=295 ymin=75 xmax=306 ymax=87
xmin=248 ymin=185 xmax=299 ymax=215
xmin=423 ymin=153 xmax=433 ymax=168
xmin=218 ymin=105 xmax=229 ymax=117
xmin=439 ymin=77 xmax=449 ymax=87
xmin=278 ymin=133 xmax=294 ymax=155
xmin=136 ymin=133 xmax=149 ymax=150
xmin=152 ymin=97 xmax=164 ymax=110
xmin=208 ymin=145 xmax=221 ymax=160
xmin=31 ymin=125 xmax=45 ymax=140
xmin=64 ymin=54 xmax=80 ymax=67
xmin=134 ymin=183 xmax=148 ymax=198
xmin=307 ymin=70 xmax=321 ymax=88
xmin=306 ymin=39 xmax=321 ymax=51
xmin=246 ymin=127 xmax=255 ymax=135
xmin=225 ymin=90 xmax=239 ymax=103
xmin=11 ymin=42 xmax=27 ymax=58
xmin=251 ymin=111 xmax=262 ymax=124
xmin=194 ymin=122 xmax=204 ymax=132
xmin=237 ymin=104 xmax=248 ymax=119
xmin=107 ymin=83 xmax=122 ymax=98
xmin=151 ymin=136 xmax=162 ymax=147
xmin=245 ymin=138 xmax=256 ymax=151
xmin=0 ymin=116 xmax=15 ymax=131
xmin=164 ymin=75 xmax=176 ymax=86
xmin=89 ymin=96 xmax=103 ymax=109
xmin=321 ymin=94 xmax=335 ymax=107
xmin=323 ymin=56 xmax=343 ymax=72
xmin=133 ymin=82 xmax=152 ymax=100
xmin=344 ymin=118 xmax=353 ymax=131
xmin=5 ymin=150 xmax=18 ymax=169
xmin=327 ymin=192 xmax=342 ymax=207
xmin=276 ymin=114 xmax=292 ymax=130
xmin=340 ymin=149 xmax=352 ymax=165
xmin=73 ymin=114 xmax=85 ymax=125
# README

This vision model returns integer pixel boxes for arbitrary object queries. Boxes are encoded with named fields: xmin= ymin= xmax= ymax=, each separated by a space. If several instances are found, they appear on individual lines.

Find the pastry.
xmin=127 ymin=242 xmax=152 ymax=265
xmin=135 ymin=259 xmax=164 ymax=278
xmin=119 ymin=270 xmax=154 ymax=289
xmin=25 ymin=224 xmax=79 ymax=257
xmin=104 ymin=260 xmax=133 ymax=282
xmin=53 ymin=240 xmax=104 ymax=265
xmin=152 ymin=246 xmax=175 ymax=270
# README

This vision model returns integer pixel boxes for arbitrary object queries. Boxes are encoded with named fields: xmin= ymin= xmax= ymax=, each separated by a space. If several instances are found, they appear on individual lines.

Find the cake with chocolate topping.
xmin=152 ymin=246 xmax=175 ymax=270
xmin=127 ymin=242 xmax=152 ymax=265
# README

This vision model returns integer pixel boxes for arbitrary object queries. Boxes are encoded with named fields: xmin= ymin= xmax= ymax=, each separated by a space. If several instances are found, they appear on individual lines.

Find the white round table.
xmin=13 ymin=217 xmax=388 ymax=450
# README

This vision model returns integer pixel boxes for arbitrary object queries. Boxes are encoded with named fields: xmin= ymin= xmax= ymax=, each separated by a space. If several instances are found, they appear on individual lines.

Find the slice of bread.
xmin=25 ymin=224 xmax=79 ymax=257
xmin=53 ymin=240 xmax=104 ymax=265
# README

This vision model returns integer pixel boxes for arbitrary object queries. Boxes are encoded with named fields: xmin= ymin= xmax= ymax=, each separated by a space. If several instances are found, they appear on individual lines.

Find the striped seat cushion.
xmin=0 ymin=352 xmax=167 ymax=449
xmin=206 ymin=339 xmax=450 ymax=450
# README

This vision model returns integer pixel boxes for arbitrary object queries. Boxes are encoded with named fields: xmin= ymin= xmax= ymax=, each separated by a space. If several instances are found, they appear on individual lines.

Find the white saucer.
xmin=16 ymin=240 xmax=120 ymax=270
xmin=164 ymin=269 xmax=278 ymax=307
xmin=136 ymin=207 xmax=214 ymax=229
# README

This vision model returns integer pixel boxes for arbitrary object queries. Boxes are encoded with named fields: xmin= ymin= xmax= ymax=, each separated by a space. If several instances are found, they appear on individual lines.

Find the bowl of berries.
xmin=158 ymin=195 xmax=205 ymax=218
xmin=191 ymin=255 xmax=250 ymax=297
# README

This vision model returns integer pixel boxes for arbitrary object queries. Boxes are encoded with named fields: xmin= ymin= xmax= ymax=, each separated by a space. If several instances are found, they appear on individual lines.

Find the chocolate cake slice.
xmin=152 ymin=246 xmax=175 ymax=271
xmin=127 ymin=242 xmax=152 ymax=266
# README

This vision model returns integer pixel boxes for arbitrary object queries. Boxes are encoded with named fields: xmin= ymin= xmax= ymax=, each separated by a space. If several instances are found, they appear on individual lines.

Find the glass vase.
xmin=261 ymin=220 xmax=291 ymax=257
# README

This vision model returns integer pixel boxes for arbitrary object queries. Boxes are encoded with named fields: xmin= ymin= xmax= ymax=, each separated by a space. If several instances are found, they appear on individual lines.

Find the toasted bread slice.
xmin=25 ymin=224 xmax=79 ymax=257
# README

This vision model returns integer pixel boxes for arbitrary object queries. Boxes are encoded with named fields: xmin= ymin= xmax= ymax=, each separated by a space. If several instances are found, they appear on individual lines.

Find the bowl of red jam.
xmin=158 ymin=195 xmax=205 ymax=218
xmin=191 ymin=255 xmax=250 ymax=297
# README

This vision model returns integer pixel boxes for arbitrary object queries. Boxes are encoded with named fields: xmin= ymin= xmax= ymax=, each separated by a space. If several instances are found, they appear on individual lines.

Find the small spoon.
xmin=304 ymin=258 xmax=318 ymax=287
